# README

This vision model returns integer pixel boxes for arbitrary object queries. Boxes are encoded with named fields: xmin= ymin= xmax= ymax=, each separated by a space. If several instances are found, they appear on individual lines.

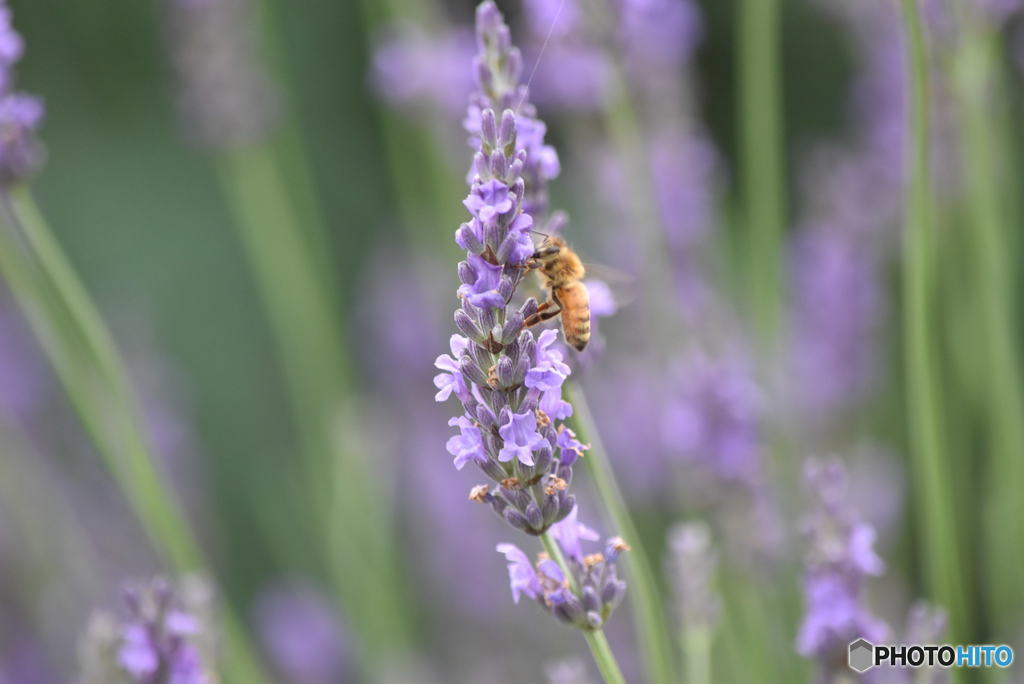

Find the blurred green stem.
xmin=215 ymin=144 xmax=413 ymax=657
xmin=566 ymin=383 xmax=675 ymax=684
xmin=0 ymin=189 xmax=266 ymax=683
xmin=738 ymin=0 xmax=786 ymax=344
xmin=899 ymin=0 xmax=971 ymax=642
xmin=952 ymin=21 xmax=1024 ymax=635
xmin=540 ymin=531 xmax=626 ymax=684
xmin=682 ymin=627 xmax=711 ymax=684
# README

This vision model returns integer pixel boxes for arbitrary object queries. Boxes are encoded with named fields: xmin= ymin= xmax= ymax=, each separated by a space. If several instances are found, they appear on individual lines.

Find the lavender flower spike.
xmin=497 ymin=508 xmax=629 ymax=631
xmin=437 ymin=1 xmax=628 ymax=639
xmin=666 ymin=522 xmax=719 ymax=635
xmin=79 ymin=576 xmax=216 ymax=684
xmin=796 ymin=459 xmax=888 ymax=677
xmin=0 ymin=1 xmax=44 ymax=187
xmin=437 ymin=2 xmax=580 ymax=539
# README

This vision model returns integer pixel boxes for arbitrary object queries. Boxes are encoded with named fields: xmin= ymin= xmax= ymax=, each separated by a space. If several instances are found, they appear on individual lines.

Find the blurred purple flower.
xmin=797 ymin=459 xmax=889 ymax=672
xmin=617 ymin=0 xmax=704 ymax=70
xmin=789 ymin=228 xmax=881 ymax=421
xmin=79 ymin=577 xmax=215 ymax=684
xmin=662 ymin=352 xmax=763 ymax=488
xmin=522 ymin=0 xmax=584 ymax=38
xmin=0 ymin=2 xmax=43 ymax=186
xmin=372 ymin=25 xmax=476 ymax=116
xmin=255 ymin=582 xmax=350 ymax=684
xmin=0 ymin=4 xmax=23 ymax=92
xmin=527 ymin=45 xmax=610 ymax=111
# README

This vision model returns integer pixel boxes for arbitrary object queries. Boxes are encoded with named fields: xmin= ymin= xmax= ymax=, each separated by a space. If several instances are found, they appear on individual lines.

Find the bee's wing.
xmin=581 ymin=262 xmax=635 ymax=286
xmin=581 ymin=263 xmax=637 ymax=314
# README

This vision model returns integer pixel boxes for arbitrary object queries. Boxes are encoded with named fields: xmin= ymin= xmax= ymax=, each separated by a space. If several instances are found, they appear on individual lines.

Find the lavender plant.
xmin=796 ymin=459 xmax=888 ymax=678
xmin=435 ymin=3 xmax=626 ymax=679
xmin=79 ymin=577 xmax=216 ymax=684
xmin=666 ymin=522 xmax=719 ymax=684
xmin=0 ymin=1 xmax=43 ymax=187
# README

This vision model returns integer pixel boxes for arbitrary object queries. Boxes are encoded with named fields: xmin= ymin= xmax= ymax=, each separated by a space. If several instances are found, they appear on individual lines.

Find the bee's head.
xmin=533 ymin=235 xmax=565 ymax=262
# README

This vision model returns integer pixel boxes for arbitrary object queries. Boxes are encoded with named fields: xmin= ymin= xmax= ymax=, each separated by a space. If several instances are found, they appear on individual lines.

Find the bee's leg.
xmin=524 ymin=300 xmax=562 ymax=328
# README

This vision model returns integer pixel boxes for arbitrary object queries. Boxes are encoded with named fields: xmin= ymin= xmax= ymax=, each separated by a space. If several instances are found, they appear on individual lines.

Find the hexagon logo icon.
xmin=848 ymin=638 xmax=875 ymax=673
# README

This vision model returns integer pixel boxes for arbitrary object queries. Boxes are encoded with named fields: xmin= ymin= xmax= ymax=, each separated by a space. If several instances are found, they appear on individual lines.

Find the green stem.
xmin=0 ymin=190 xmax=266 ymax=683
xmin=540 ymin=532 xmax=626 ymax=684
xmin=682 ymin=628 xmax=711 ymax=684
xmin=952 ymin=21 xmax=1024 ymax=638
xmin=738 ymin=0 xmax=786 ymax=344
xmin=899 ymin=0 xmax=971 ymax=642
xmin=565 ymin=383 xmax=675 ymax=684
xmin=215 ymin=144 xmax=413 ymax=656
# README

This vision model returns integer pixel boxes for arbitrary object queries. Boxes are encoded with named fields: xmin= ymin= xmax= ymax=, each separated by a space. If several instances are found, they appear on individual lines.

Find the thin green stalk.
xmin=566 ymin=383 xmax=675 ymax=684
xmin=952 ymin=22 xmax=1024 ymax=637
xmin=682 ymin=628 xmax=711 ymax=684
xmin=899 ymin=0 xmax=971 ymax=642
xmin=215 ymin=144 xmax=413 ymax=657
xmin=540 ymin=531 xmax=626 ymax=684
xmin=738 ymin=0 xmax=786 ymax=344
xmin=0 ymin=190 xmax=266 ymax=683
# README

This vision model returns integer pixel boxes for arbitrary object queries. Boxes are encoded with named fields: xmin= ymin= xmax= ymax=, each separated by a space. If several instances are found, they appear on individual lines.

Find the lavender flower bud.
xmin=500 ymin=311 xmax=525 ymax=345
xmin=497 ymin=274 xmax=516 ymax=302
xmin=454 ymin=309 xmax=485 ymax=343
xmin=498 ymin=109 xmax=516 ymax=150
xmin=480 ymin=107 xmax=498 ymax=149
xmin=554 ymin=596 xmax=585 ymax=625
xmin=458 ymin=222 xmax=485 ymax=254
xmin=496 ymin=356 xmax=516 ymax=388
xmin=525 ymin=502 xmax=544 ymax=530
xmin=480 ymin=458 xmax=507 ymax=482
xmin=520 ymin=297 xmax=539 ymax=321
xmin=457 ymin=258 xmax=477 ymax=285
xmin=557 ymin=494 xmax=576 ymax=522
xmin=533 ymin=445 xmax=553 ymax=473
xmin=504 ymin=509 xmax=530 ymax=531
xmin=460 ymin=354 xmax=490 ymax=388
xmin=602 ymin=579 xmax=626 ymax=609
xmin=541 ymin=494 xmax=560 ymax=525
xmin=489 ymin=149 xmax=508 ymax=179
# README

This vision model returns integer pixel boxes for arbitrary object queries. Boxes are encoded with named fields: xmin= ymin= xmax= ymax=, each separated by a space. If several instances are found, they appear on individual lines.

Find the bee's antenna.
xmin=530 ymin=229 xmax=551 ymax=238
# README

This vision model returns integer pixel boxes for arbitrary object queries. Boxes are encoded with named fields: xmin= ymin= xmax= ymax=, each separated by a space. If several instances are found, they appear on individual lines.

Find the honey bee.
xmin=525 ymin=235 xmax=591 ymax=351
